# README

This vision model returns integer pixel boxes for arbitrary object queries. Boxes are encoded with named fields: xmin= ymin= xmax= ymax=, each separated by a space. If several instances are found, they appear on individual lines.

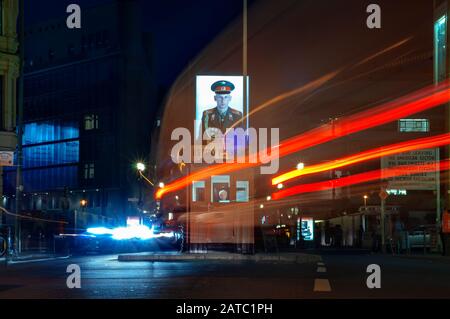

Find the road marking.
xmin=317 ymin=266 xmax=327 ymax=273
xmin=314 ymin=279 xmax=331 ymax=292
xmin=317 ymin=262 xmax=325 ymax=266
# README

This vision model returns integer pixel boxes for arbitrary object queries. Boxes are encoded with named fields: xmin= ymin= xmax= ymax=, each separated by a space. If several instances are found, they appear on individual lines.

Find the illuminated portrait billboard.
xmin=298 ymin=217 xmax=314 ymax=241
xmin=195 ymin=75 xmax=246 ymax=141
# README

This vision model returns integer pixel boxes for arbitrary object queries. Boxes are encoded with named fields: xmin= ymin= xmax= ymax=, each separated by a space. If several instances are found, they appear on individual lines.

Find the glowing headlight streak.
xmin=271 ymin=159 xmax=450 ymax=200
xmin=86 ymin=227 xmax=112 ymax=235
xmin=87 ymin=225 xmax=175 ymax=240
xmin=156 ymin=81 xmax=450 ymax=200
xmin=272 ymin=133 xmax=450 ymax=185
xmin=111 ymin=225 xmax=154 ymax=240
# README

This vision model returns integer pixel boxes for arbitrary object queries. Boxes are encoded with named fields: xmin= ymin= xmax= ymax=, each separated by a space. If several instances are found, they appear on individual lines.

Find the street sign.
xmin=379 ymin=189 xmax=388 ymax=200
xmin=380 ymin=148 xmax=439 ymax=190
xmin=0 ymin=151 xmax=13 ymax=166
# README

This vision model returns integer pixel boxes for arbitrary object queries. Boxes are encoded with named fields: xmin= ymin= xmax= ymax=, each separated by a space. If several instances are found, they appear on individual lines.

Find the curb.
xmin=6 ymin=255 xmax=70 ymax=265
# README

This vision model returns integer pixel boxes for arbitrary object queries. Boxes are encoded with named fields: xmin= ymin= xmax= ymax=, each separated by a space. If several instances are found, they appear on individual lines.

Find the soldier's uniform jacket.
xmin=201 ymin=106 xmax=243 ymax=138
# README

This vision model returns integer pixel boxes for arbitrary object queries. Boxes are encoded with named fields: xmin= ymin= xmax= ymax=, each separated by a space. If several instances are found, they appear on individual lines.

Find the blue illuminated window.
xmin=435 ymin=15 xmax=447 ymax=83
xmin=23 ymin=120 xmax=79 ymax=145
xmin=398 ymin=119 xmax=429 ymax=132
xmin=22 ymin=141 xmax=79 ymax=168
xmin=3 ymin=118 xmax=80 ymax=193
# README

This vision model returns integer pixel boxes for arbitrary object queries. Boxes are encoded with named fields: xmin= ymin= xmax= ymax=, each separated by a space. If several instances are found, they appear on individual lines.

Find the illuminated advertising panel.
xmin=298 ymin=217 xmax=314 ymax=241
xmin=195 ymin=75 xmax=246 ymax=141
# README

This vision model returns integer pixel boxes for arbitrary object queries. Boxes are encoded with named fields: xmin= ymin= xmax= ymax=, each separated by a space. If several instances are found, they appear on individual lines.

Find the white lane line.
xmin=314 ymin=279 xmax=331 ymax=292
xmin=317 ymin=262 xmax=325 ymax=266
xmin=316 ymin=266 xmax=327 ymax=273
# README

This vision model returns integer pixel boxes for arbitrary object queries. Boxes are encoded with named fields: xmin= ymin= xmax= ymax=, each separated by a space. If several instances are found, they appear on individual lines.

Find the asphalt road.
xmin=0 ymin=253 xmax=449 ymax=299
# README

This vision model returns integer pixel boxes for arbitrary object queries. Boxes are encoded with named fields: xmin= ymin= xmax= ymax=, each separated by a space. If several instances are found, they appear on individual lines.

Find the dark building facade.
xmin=3 ymin=1 xmax=155 ymax=241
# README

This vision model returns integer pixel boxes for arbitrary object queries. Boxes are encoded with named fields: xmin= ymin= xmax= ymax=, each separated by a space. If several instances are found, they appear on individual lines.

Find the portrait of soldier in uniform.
xmin=200 ymin=80 xmax=244 ymax=139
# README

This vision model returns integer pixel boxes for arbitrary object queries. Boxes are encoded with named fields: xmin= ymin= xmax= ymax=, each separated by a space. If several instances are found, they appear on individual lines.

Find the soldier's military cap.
xmin=211 ymin=80 xmax=235 ymax=94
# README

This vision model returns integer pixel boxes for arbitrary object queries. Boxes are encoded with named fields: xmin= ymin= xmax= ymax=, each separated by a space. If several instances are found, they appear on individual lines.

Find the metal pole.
xmin=186 ymin=165 xmax=190 ymax=253
xmin=74 ymin=210 xmax=77 ymax=234
xmin=243 ymin=0 xmax=248 ymax=88
xmin=241 ymin=0 xmax=249 ymax=253
xmin=14 ymin=0 xmax=25 ymax=256
xmin=436 ymin=148 xmax=441 ymax=253
xmin=381 ymin=193 xmax=386 ymax=253
xmin=441 ymin=0 xmax=450 ymax=257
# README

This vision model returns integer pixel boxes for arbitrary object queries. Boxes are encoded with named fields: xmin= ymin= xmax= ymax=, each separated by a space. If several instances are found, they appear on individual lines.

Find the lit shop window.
xmin=435 ymin=15 xmax=447 ymax=83
xmin=211 ymin=175 xmax=230 ymax=203
xmin=84 ymin=163 xmax=95 ymax=179
xmin=236 ymin=181 xmax=249 ymax=202
xmin=398 ymin=119 xmax=429 ymax=132
xmin=84 ymin=114 xmax=99 ymax=130
xmin=192 ymin=181 xmax=205 ymax=202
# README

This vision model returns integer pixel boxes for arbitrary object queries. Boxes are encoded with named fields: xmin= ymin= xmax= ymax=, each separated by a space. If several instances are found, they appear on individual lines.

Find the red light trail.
xmin=156 ymin=81 xmax=450 ymax=199
xmin=272 ymin=133 xmax=450 ymax=185
xmin=271 ymin=159 xmax=449 ymax=200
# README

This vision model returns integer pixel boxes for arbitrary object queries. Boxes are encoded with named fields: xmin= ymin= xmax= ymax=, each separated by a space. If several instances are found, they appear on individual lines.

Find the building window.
xmin=211 ymin=175 xmax=230 ymax=203
xmin=435 ymin=15 xmax=447 ymax=83
xmin=236 ymin=181 xmax=249 ymax=202
xmin=84 ymin=163 xmax=95 ymax=179
xmin=398 ymin=119 xmax=429 ymax=132
xmin=192 ymin=181 xmax=205 ymax=202
xmin=84 ymin=114 xmax=99 ymax=130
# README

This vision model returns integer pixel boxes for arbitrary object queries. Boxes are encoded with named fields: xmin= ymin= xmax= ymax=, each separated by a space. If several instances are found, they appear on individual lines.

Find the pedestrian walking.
xmin=393 ymin=216 xmax=405 ymax=254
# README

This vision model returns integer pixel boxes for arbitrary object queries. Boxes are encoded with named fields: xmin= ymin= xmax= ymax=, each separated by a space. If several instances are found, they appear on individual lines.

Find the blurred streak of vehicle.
xmin=54 ymin=224 xmax=183 ymax=255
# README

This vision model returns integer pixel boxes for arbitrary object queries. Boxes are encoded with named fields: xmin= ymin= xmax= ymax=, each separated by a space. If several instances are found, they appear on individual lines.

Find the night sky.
xmin=25 ymin=0 xmax=249 ymax=90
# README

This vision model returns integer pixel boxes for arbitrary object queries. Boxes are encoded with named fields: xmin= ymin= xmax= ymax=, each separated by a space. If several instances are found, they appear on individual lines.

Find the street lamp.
xmin=266 ymin=196 xmax=271 ymax=201
xmin=297 ymin=162 xmax=305 ymax=170
xmin=277 ymin=183 xmax=284 ymax=190
xmin=77 ymin=199 xmax=88 ymax=234
xmin=159 ymin=182 xmax=165 ymax=189
xmin=363 ymin=195 xmax=368 ymax=207
xmin=136 ymin=162 xmax=146 ymax=172
xmin=135 ymin=162 xmax=155 ymax=187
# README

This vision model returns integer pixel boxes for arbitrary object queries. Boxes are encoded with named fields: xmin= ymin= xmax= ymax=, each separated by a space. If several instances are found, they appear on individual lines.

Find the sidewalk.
xmin=394 ymin=253 xmax=450 ymax=264
xmin=118 ymin=251 xmax=322 ymax=263
xmin=312 ymin=247 xmax=371 ymax=255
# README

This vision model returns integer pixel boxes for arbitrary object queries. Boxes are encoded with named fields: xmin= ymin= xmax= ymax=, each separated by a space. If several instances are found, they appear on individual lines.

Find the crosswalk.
xmin=313 ymin=257 xmax=331 ymax=292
